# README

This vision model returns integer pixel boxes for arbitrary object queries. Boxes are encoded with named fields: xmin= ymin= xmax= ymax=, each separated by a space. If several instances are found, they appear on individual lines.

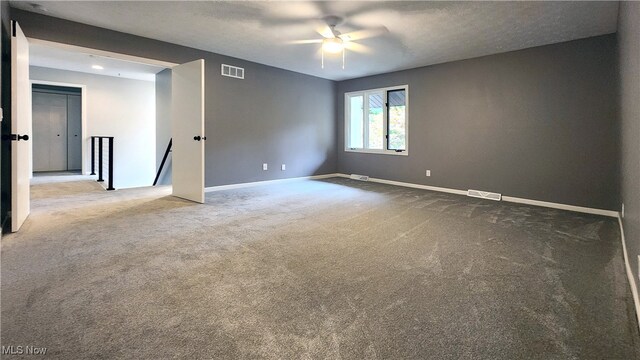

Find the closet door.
xmin=67 ymin=95 xmax=82 ymax=170
xmin=32 ymin=92 xmax=51 ymax=172
xmin=32 ymin=92 xmax=68 ymax=171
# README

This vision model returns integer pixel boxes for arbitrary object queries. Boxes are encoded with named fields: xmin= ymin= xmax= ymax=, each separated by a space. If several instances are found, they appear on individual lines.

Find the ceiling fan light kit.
xmin=322 ymin=37 xmax=344 ymax=54
xmin=321 ymin=37 xmax=345 ymax=70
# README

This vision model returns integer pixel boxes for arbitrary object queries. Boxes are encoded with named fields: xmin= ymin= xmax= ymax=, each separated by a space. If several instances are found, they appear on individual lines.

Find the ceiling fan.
xmin=287 ymin=16 xmax=388 ymax=69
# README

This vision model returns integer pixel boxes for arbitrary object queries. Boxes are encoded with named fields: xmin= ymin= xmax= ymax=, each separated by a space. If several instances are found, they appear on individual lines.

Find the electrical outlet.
xmin=426 ymin=170 xmax=431 ymax=177
xmin=622 ymin=203 xmax=625 ymax=218
xmin=281 ymin=164 xmax=286 ymax=171
xmin=262 ymin=163 xmax=268 ymax=171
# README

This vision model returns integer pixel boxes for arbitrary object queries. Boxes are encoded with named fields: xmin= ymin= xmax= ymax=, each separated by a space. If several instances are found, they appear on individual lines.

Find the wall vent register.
xmin=350 ymin=174 xmax=370 ymax=181
xmin=467 ymin=189 xmax=502 ymax=201
xmin=221 ymin=64 xmax=244 ymax=79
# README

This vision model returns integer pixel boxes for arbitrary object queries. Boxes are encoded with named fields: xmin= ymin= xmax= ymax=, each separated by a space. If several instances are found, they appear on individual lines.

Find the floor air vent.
xmin=467 ymin=189 xmax=501 ymax=201
xmin=350 ymin=174 xmax=370 ymax=181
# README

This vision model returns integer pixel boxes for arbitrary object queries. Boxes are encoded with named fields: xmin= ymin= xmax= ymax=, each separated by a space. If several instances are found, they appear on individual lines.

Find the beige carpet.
xmin=1 ymin=176 xmax=638 ymax=359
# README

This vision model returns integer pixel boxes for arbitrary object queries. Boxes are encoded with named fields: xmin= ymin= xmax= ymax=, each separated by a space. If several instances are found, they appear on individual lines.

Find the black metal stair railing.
xmin=90 ymin=136 xmax=115 ymax=191
xmin=153 ymin=138 xmax=172 ymax=186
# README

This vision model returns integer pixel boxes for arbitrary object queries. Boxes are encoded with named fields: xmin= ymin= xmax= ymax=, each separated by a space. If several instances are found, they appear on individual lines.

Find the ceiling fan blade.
xmin=344 ymin=42 xmax=372 ymax=54
xmin=316 ymin=24 xmax=335 ymax=39
xmin=339 ymin=26 xmax=389 ymax=41
xmin=286 ymin=39 xmax=323 ymax=45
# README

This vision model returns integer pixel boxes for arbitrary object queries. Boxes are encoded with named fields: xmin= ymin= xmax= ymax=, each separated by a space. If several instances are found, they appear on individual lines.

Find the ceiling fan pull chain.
xmin=321 ymin=48 xmax=324 ymax=69
xmin=342 ymin=48 xmax=345 ymax=69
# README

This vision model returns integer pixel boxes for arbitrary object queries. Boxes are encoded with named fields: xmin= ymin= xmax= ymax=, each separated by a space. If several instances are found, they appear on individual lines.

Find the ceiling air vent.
xmin=221 ymin=64 xmax=244 ymax=79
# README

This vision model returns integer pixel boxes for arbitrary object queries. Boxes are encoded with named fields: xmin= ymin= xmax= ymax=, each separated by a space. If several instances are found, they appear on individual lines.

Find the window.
xmin=345 ymin=85 xmax=408 ymax=155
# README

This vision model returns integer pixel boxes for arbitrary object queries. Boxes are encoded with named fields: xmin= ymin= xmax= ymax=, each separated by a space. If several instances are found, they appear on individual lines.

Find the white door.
xmin=11 ymin=21 xmax=31 ymax=232
xmin=171 ymin=59 xmax=205 ymax=203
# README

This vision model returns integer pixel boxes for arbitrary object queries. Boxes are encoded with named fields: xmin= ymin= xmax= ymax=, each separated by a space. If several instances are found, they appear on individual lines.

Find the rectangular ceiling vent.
xmin=221 ymin=64 xmax=244 ymax=79
xmin=350 ymin=174 xmax=370 ymax=181
xmin=467 ymin=189 xmax=501 ymax=201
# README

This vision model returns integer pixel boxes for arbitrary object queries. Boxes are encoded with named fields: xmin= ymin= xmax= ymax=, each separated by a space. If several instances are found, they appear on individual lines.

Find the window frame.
xmin=344 ymin=84 xmax=409 ymax=156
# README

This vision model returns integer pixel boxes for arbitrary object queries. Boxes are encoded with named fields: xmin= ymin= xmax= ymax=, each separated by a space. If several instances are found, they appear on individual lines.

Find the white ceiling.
xmin=12 ymin=1 xmax=619 ymax=81
xmin=29 ymin=41 xmax=166 ymax=81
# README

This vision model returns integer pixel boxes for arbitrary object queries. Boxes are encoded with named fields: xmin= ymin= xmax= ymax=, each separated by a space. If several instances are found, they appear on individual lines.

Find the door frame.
xmin=4 ymin=34 xmax=183 ymax=233
xmin=30 ymin=80 xmax=87 ymax=175
xmin=28 ymin=38 xmax=178 ymax=69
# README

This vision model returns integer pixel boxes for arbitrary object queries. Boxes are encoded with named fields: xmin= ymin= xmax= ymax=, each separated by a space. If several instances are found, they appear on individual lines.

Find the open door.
xmin=10 ymin=21 xmax=31 ymax=232
xmin=171 ymin=59 xmax=205 ymax=203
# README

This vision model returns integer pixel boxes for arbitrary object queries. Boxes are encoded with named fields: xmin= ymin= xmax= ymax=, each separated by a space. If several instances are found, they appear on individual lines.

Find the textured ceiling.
xmin=30 ymin=41 xmax=166 ymax=81
xmin=11 ymin=1 xmax=619 ymax=81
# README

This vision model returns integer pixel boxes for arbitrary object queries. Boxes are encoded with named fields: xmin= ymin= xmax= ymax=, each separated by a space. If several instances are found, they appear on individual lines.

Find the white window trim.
xmin=344 ymin=84 xmax=409 ymax=156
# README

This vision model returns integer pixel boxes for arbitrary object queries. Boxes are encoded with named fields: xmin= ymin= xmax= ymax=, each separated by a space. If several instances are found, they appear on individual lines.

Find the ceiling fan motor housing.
xmin=323 ymin=15 xmax=344 ymax=28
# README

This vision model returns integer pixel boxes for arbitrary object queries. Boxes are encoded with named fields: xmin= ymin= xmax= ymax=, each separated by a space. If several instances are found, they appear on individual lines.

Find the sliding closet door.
xmin=32 ymin=92 xmax=51 ymax=172
xmin=32 ymin=92 xmax=68 ymax=172
xmin=67 ymin=94 xmax=82 ymax=170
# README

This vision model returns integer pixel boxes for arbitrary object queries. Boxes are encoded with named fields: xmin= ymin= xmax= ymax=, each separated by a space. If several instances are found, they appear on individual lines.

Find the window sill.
xmin=344 ymin=149 xmax=408 ymax=156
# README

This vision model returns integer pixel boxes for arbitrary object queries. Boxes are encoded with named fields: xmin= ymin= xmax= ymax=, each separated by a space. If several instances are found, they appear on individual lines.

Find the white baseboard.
xmin=336 ymin=173 xmax=617 ymax=218
xmin=618 ymin=215 xmax=640 ymax=331
xmin=204 ymin=173 xmax=340 ymax=192
xmin=206 ymin=172 xmax=617 ymax=218
xmin=502 ymin=195 xmax=618 ymax=218
xmin=335 ymin=173 xmax=467 ymax=196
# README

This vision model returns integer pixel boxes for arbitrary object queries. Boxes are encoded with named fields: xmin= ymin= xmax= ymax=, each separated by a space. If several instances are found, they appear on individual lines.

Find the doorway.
xmin=5 ymin=31 xmax=206 ymax=233
xmin=32 ymin=84 xmax=82 ymax=172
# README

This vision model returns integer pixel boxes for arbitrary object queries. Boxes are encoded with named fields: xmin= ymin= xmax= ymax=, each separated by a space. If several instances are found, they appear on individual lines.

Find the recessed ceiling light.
xmin=92 ymin=65 xmax=104 ymax=70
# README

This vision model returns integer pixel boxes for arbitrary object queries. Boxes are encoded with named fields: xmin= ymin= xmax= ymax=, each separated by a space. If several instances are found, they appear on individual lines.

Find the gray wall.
xmin=155 ymin=68 xmax=172 ymax=185
xmin=336 ymin=35 xmax=619 ymax=211
xmin=618 ymin=2 xmax=640 ymax=298
xmin=12 ymin=9 xmax=337 ymax=187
